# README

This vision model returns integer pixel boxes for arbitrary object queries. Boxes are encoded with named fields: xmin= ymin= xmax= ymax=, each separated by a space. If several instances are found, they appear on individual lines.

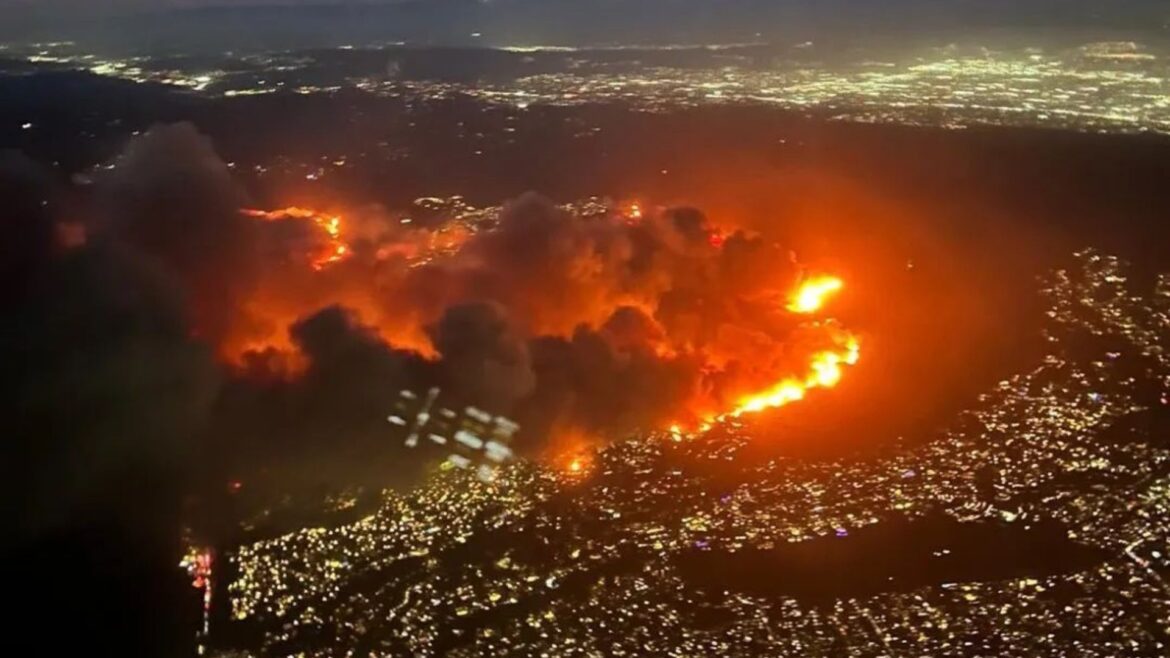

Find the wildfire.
xmin=724 ymin=335 xmax=860 ymax=419
xmin=233 ymin=200 xmax=861 ymax=443
xmin=625 ymin=201 xmax=643 ymax=221
xmin=701 ymin=275 xmax=860 ymax=425
xmin=560 ymin=452 xmax=593 ymax=478
xmin=243 ymin=207 xmax=351 ymax=270
xmin=787 ymin=275 xmax=844 ymax=314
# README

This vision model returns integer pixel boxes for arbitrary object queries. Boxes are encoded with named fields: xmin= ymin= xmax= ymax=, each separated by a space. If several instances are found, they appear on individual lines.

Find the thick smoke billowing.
xmin=2 ymin=122 xmax=861 ymax=651
xmin=429 ymin=301 xmax=536 ymax=409
xmin=210 ymin=306 xmax=432 ymax=498
xmin=5 ymin=124 xmax=845 ymax=545
xmin=2 ymin=141 xmax=220 ymax=655
xmin=200 ymin=177 xmax=828 ymax=467
xmin=99 ymin=123 xmax=260 ymax=345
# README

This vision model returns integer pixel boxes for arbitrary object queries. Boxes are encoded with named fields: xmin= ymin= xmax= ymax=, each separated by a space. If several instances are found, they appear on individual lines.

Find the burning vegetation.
xmin=6 ymin=123 xmax=864 ymax=510
xmin=226 ymin=189 xmax=861 ymax=444
xmin=241 ymin=207 xmax=349 ymax=271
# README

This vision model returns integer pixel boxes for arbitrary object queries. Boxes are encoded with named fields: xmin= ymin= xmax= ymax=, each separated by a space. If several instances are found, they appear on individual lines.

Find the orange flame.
xmin=560 ymin=451 xmax=594 ymax=478
xmin=237 ymin=203 xmax=861 ymax=435
xmin=723 ymin=335 xmax=860 ymax=419
xmin=787 ymin=276 xmax=844 ymax=314
xmin=243 ymin=207 xmax=351 ymax=270
xmin=693 ymin=275 xmax=860 ymax=427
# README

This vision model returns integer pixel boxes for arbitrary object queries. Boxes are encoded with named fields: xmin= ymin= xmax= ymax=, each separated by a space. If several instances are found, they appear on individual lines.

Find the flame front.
xmin=716 ymin=276 xmax=859 ymax=423
xmin=787 ymin=276 xmax=844 ymax=314
xmin=235 ymin=201 xmax=861 ymax=439
xmin=723 ymin=334 xmax=860 ymax=420
xmin=243 ymin=207 xmax=350 ymax=270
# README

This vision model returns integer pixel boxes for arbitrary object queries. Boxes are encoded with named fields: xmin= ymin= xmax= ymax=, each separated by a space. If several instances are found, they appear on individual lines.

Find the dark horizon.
xmin=2 ymin=0 xmax=1168 ymax=55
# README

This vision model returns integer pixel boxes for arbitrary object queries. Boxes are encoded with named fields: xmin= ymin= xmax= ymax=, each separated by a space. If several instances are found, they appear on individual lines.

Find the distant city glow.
xmin=4 ymin=41 xmax=1168 ymax=135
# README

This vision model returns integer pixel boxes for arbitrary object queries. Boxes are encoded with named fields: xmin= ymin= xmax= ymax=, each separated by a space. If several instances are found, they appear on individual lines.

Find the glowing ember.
xmin=787 ymin=276 xmax=844 ymax=314
xmin=560 ymin=451 xmax=595 ymax=476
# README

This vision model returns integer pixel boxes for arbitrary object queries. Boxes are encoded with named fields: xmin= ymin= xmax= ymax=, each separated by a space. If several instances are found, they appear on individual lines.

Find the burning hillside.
xmin=227 ymin=191 xmax=861 ymax=442
xmin=9 ymin=124 xmax=864 ymax=501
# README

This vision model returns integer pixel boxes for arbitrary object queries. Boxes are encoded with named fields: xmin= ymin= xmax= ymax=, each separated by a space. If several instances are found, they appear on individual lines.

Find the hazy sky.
xmin=0 ymin=0 xmax=1164 ymax=24
xmin=2 ymin=0 xmax=1165 ymax=52
xmin=0 ymin=0 xmax=385 ymax=13
xmin=0 ymin=0 xmax=1164 ymax=14
xmin=0 ymin=0 xmax=347 ymax=8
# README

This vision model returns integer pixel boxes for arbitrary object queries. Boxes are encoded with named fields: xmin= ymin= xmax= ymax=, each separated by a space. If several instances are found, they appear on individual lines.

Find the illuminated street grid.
xmin=5 ymin=41 xmax=1169 ymax=135
xmin=440 ymin=45 xmax=1170 ymax=135
xmin=222 ymin=249 xmax=1170 ymax=657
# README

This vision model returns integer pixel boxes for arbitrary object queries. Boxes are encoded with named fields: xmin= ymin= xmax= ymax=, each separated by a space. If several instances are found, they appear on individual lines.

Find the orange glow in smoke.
xmin=787 ymin=275 xmax=844 ymax=314
xmin=549 ymin=425 xmax=598 ymax=476
xmin=224 ymin=205 xmax=446 ymax=365
xmin=562 ymin=451 xmax=598 ymax=477
xmin=558 ymin=451 xmax=593 ymax=477
xmin=233 ymin=202 xmax=861 ymax=437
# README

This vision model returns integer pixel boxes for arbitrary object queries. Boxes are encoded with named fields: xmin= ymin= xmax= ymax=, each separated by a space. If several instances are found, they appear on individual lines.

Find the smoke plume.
xmin=5 ymin=123 xmax=860 ymax=514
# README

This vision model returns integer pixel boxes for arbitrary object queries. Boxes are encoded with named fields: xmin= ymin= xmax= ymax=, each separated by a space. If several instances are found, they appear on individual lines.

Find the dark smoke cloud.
xmin=518 ymin=321 xmax=706 ymax=453
xmin=399 ymin=193 xmax=677 ymax=335
xmin=5 ymin=124 xmax=824 ymax=551
xmin=2 ymin=135 xmax=221 ymax=656
xmin=602 ymin=305 xmax=668 ymax=353
xmin=210 ymin=305 xmax=434 ymax=498
xmin=99 ymin=123 xmax=259 ymax=345
xmin=429 ymin=301 xmax=536 ymax=409
xmin=2 ymin=137 xmax=222 ymax=542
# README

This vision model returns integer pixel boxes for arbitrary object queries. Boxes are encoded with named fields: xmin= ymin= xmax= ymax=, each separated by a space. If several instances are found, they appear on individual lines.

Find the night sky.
xmin=2 ymin=0 xmax=1166 ymax=53
xmin=1 ymin=0 xmax=1166 ymax=24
